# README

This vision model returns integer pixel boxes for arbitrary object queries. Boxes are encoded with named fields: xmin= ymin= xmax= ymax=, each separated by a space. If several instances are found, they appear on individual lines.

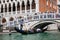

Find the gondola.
xmin=15 ymin=26 xmax=48 ymax=34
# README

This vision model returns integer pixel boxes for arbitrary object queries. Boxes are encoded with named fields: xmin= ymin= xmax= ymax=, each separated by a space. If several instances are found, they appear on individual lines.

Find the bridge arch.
xmin=2 ymin=18 xmax=6 ymax=23
xmin=9 ymin=17 xmax=14 ymax=21
xmin=31 ymin=20 xmax=59 ymax=30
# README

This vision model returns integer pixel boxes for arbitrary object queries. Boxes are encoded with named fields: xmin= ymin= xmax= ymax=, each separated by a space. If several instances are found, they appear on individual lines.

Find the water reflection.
xmin=0 ymin=32 xmax=60 ymax=40
xmin=14 ymin=34 xmax=23 ymax=40
xmin=0 ymin=35 xmax=3 ymax=40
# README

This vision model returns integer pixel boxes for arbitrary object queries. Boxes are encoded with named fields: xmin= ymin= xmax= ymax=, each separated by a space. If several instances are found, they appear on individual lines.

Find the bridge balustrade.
xmin=26 ymin=13 xmax=60 ymax=21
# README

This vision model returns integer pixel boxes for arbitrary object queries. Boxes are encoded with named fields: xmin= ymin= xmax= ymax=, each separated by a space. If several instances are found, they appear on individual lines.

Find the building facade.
xmin=0 ymin=0 xmax=57 ymax=29
xmin=39 ymin=0 xmax=57 ymax=13
xmin=0 ymin=0 xmax=39 ymax=24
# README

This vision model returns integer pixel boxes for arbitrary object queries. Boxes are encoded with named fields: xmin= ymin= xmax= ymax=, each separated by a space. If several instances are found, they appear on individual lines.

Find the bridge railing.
xmin=26 ymin=13 xmax=60 ymax=22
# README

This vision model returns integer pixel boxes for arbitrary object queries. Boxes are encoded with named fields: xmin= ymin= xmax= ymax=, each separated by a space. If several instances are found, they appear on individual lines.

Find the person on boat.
xmin=19 ymin=18 xmax=24 ymax=30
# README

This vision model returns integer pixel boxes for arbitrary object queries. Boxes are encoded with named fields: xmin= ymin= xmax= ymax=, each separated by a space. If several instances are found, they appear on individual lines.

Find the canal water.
xmin=0 ymin=31 xmax=60 ymax=40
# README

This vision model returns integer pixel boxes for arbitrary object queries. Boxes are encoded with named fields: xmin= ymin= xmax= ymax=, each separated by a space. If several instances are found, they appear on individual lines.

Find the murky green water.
xmin=0 ymin=31 xmax=60 ymax=40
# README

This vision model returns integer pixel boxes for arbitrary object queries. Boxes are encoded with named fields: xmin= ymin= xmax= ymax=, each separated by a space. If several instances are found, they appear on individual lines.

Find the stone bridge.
xmin=28 ymin=19 xmax=60 ymax=30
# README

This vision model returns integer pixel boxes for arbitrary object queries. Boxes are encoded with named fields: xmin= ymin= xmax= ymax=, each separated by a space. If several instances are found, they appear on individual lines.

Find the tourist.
xmin=20 ymin=18 xmax=24 ymax=30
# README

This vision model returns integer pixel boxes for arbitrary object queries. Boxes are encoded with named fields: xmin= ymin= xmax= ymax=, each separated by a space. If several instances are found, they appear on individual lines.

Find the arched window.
xmin=5 ymin=4 xmax=7 ymax=12
xmin=3 ymin=0 xmax=5 ymax=3
xmin=7 ymin=0 xmax=9 ymax=2
xmin=27 ymin=0 xmax=30 ymax=10
xmin=2 ymin=18 xmax=6 ymax=23
xmin=9 ymin=17 xmax=14 ymax=21
xmin=32 ymin=0 xmax=36 ymax=9
xmin=17 ymin=2 xmax=20 ymax=11
xmin=13 ymin=3 xmax=16 ymax=11
xmin=9 ymin=3 xmax=11 ymax=12
xmin=1 ymin=5 xmax=3 ymax=13
xmin=0 ymin=1 xmax=1 ymax=3
xmin=22 ymin=1 xmax=25 ymax=10
xmin=11 ymin=0 xmax=13 ymax=1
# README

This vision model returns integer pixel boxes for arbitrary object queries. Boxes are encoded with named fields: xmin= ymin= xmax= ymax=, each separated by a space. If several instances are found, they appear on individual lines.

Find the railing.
xmin=25 ymin=13 xmax=60 ymax=22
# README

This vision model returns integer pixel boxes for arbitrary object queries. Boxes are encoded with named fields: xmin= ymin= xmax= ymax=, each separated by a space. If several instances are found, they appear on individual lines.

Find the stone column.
xmin=7 ymin=3 xmax=9 ymax=12
xmin=7 ymin=3 xmax=9 ymax=15
xmin=57 ymin=6 xmax=59 ymax=13
xmin=3 ymin=4 xmax=5 ymax=16
xmin=1 ymin=0 xmax=3 ymax=4
xmin=30 ymin=0 xmax=32 ymax=14
xmin=20 ymin=2 xmax=22 ymax=14
xmin=15 ymin=2 xmax=17 ymax=14
xmin=5 ymin=0 xmax=7 ymax=3
xmin=35 ymin=0 xmax=39 ymax=13
xmin=25 ymin=1 xmax=27 ymax=14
